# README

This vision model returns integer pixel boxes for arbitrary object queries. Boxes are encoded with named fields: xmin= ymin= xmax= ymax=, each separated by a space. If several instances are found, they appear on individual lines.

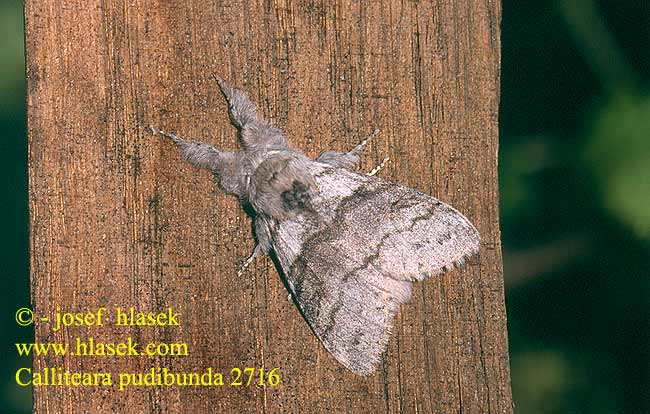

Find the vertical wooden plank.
xmin=25 ymin=0 xmax=510 ymax=412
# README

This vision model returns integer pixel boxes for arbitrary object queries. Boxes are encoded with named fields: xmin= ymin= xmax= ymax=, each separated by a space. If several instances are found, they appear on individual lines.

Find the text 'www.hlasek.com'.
xmin=14 ymin=306 xmax=281 ymax=391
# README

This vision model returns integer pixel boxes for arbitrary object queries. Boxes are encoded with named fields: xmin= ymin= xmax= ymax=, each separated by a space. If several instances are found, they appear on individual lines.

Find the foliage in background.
xmin=501 ymin=0 xmax=649 ymax=413
xmin=0 ymin=0 xmax=31 ymax=412
xmin=587 ymin=95 xmax=650 ymax=238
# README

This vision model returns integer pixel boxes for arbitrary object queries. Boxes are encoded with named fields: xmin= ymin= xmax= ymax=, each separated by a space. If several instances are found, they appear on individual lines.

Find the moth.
xmin=154 ymin=76 xmax=480 ymax=376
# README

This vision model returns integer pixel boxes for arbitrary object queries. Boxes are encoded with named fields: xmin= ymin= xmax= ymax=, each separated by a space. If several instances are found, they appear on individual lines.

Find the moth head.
xmin=247 ymin=154 xmax=316 ymax=220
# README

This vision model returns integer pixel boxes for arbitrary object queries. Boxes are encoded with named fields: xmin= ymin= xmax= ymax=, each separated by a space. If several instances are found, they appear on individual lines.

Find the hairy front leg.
xmin=151 ymin=127 xmax=244 ymax=196
xmin=317 ymin=129 xmax=380 ymax=170
xmin=212 ymin=75 xmax=287 ymax=149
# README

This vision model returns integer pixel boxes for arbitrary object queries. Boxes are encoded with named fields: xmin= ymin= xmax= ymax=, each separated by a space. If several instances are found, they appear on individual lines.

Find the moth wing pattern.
xmin=262 ymin=162 xmax=480 ymax=376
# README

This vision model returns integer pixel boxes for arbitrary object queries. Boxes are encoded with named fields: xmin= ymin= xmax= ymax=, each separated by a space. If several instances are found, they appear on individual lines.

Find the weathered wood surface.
xmin=25 ymin=0 xmax=510 ymax=412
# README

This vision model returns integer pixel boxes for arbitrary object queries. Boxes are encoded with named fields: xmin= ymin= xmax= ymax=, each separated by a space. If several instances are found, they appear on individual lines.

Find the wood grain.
xmin=25 ymin=0 xmax=511 ymax=412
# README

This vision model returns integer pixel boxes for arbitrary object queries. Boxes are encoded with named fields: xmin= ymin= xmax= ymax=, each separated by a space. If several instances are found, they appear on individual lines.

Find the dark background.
xmin=1 ymin=0 xmax=648 ymax=412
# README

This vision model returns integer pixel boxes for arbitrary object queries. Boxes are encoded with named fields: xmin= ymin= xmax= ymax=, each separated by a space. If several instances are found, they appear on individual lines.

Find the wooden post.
xmin=25 ymin=1 xmax=511 ymax=412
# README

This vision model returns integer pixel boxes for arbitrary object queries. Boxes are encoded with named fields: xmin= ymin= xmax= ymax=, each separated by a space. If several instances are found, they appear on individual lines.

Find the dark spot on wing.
xmin=436 ymin=231 xmax=453 ymax=245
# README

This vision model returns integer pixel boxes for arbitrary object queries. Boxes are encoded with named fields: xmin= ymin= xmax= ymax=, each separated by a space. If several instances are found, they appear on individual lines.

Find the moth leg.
xmin=152 ymin=127 xmax=221 ymax=169
xmin=367 ymin=157 xmax=390 ymax=176
xmin=212 ymin=75 xmax=287 ymax=149
xmin=316 ymin=129 xmax=380 ymax=170
xmin=237 ymin=243 xmax=264 ymax=277
xmin=316 ymin=150 xmax=359 ymax=170
xmin=348 ymin=128 xmax=380 ymax=157
xmin=151 ymin=126 xmax=244 ymax=197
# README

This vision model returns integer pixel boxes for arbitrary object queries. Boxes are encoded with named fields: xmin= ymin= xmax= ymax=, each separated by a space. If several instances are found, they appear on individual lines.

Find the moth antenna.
xmin=368 ymin=157 xmax=390 ymax=176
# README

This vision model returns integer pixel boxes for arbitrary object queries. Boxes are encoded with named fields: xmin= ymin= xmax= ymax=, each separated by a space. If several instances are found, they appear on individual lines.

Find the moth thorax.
xmin=249 ymin=155 xmax=314 ymax=219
